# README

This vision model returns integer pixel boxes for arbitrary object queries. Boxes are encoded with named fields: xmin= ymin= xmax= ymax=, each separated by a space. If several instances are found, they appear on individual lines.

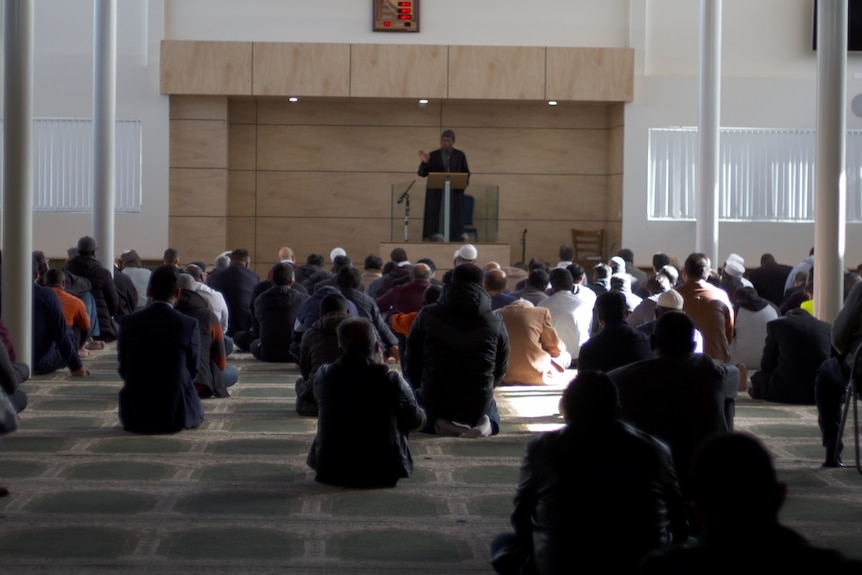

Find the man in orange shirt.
xmin=43 ymin=268 xmax=90 ymax=354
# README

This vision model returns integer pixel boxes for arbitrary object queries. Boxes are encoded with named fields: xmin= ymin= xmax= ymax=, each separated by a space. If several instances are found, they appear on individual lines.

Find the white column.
xmin=3 ymin=0 xmax=34 ymax=364
xmin=696 ymin=0 xmax=721 ymax=268
xmin=814 ymin=0 xmax=847 ymax=322
xmin=93 ymin=0 xmax=116 ymax=271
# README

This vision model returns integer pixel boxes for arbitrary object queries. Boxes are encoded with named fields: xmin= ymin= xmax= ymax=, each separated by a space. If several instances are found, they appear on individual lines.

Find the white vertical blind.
xmin=648 ymin=127 xmax=862 ymax=222
xmin=0 ymin=118 xmax=142 ymax=212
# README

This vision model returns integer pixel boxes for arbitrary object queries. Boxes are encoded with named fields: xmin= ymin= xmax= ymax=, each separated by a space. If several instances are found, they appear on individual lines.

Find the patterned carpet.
xmin=1 ymin=346 xmax=861 ymax=574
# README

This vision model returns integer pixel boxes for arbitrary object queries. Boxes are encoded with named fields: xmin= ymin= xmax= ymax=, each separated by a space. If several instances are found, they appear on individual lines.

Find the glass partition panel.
xmin=390 ymin=183 xmax=498 ymax=243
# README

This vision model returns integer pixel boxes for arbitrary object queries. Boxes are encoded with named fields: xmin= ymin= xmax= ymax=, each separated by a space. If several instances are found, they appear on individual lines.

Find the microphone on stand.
xmin=397 ymin=180 xmax=416 ymax=204
xmin=521 ymin=229 xmax=527 ymax=264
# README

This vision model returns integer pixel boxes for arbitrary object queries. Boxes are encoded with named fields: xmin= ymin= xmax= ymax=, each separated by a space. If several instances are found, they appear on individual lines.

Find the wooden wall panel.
xmin=169 ymin=169 xmax=228 ymax=217
xmin=609 ymin=125 xmax=624 ymax=175
xmin=229 ymin=124 xmax=257 ymax=171
xmin=256 ymin=100 xmax=442 ymax=127
xmin=253 ymin=43 xmax=350 ymax=97
xmin=609 ymin=102 xmax=624 ymax=129
xmin=257 ymin=125 xmax=439 ymax=172
xmin=227 ymin=217 xmax=257 ymax=262
xmin=161 ymin=41 xmax=252 ymax=95
xmin=608 ymin=174 xmax=623 ymax=223
xmin=170 ymin=120 xmax=228 ymax=169
xmin=170 ymin=96 xmax=228 ymax=121
xmin=462 ymin=127 xmax=609 ymax=175
xmin=481 ymin=175 xmax=608 ymax=221
xmin=256 ymin=172 xmax=405 ymax=218
xmin=229 ymin=98 xmax=257 ymax=124
xmin=448 ymin=46 xmax=546 ymax=100
xmin=169 ymin=217 xmax=227 ymax=267
xmin=350 ymin=44 xmax=447 ymax=99
xmin=228 ymin=171 xmax=256 ymax=217
xmin=442 ymin=102 xmax=609 ymax=130
xmin=546 ymin=47 xmax=634 ymax=102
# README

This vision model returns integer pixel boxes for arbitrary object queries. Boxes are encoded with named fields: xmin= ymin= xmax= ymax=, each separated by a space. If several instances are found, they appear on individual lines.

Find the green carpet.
xmin=1 ymin=346 xmax=861 ymax=574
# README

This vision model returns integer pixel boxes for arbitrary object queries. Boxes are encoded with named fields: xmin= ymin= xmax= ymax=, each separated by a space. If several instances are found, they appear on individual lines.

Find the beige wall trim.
xmin=161 ymin=40 xmax=634 ymax=102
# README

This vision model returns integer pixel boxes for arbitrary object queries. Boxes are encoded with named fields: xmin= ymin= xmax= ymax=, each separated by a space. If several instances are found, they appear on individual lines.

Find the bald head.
xmin=483 ymin=268 xmax=508 ymax=294
xmin=484 ymin=261 xmax=501 ymax=272
xmin=411 ymin=263 xmax=432 ymax=281
xmin=278 ymin=246 xmax=295 ymax=263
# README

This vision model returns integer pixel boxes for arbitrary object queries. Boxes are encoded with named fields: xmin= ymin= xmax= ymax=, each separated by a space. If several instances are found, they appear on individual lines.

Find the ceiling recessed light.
xmin=289 ymin=97 xmax=299 ymax=103
xmin=548 ymin=100 xmax=558 ymax=106
xmin=418 ymin=99 xmax=429 ymax=105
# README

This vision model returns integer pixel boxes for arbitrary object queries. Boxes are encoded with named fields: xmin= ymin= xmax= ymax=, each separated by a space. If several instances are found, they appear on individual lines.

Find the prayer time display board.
xmin=373 ymin=0 xmax=419 ymax=32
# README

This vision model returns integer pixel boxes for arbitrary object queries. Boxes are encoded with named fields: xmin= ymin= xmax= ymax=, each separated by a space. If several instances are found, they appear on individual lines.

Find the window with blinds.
xmin=0 ymin=118 xmax=142 ymax=213
xmin=648 ymin=127 xmax=862 ymax=223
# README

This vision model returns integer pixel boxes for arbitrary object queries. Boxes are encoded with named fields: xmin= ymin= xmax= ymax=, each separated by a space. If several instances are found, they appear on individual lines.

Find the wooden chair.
xmin=570 ymin=228 xmax=605 ymax=268
xmin=836 ymin=344 xmax=862 ymax=475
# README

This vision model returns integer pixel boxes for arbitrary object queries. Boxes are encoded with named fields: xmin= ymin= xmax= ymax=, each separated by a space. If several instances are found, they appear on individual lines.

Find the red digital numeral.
xmin=383 ymin=21 xmax=391 ymax=27
xmin=398 ymin=2 xmax=411 ymax=6
xmin=399 ymin=8 xmax=411 ymax=13
xmin=398 ymin=15 xmax=411 ymax=20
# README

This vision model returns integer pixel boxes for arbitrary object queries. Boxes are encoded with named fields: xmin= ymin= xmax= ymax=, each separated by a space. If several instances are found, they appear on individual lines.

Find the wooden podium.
xmin=426 ymin=172 xmax=469 ymax=242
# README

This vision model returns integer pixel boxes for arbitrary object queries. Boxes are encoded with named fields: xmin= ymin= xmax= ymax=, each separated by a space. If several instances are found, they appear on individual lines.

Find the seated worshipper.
xmin=483 ymin=268 xmax=517 ymax=311
xmin=370 ymin=247 xmax=413 ymax=297
xmin=489 ymin=371 xmax=688 ymax=575
xmin=360 ymin=254 xmax=384 ymax=293
xmin=311 ymin=254 xmax=352 ymax=294
xmin=730 ymin=286 xmax=779 ymax=375
xmin=175 ymin=274 xmax=235 ymax=398
xmin=749 ymin=253 xmax=793 ymax=308
xmin=676 ymin=253 xmax=735 ymax=364
xmin=119 ymin=249 xmax=151 ymax=309
xmin=405 ymin=263 xmax=509 ymax=438
xmin=390 ymin=284 xmax=443 ymax=341
xmin=637 ymin=289 xmax=705 ymax=353
xmin=65 ymin=235 xmax=120 ymax=342
xmin=641 ymin=433 xmax=862 ymax=574
xmin=296 ymin=293 xmax=351 ymax=417
xmin=163 ymin=247 xmax=180 ymax=267
xmin=554 ymin=244 xmax=575 ymax=269
xmin=509 ymin=269 xmax=550 ymax=306
xmin=749 ymin=307 xmax=831 ymax=405
xmin=117 ymin=265 xmax=204 ymax=434
xmin=497 ymin=299 xmax=570 ymax=385
xmin=295 ymin=253 xmax=324 ymax=287
xmin=243 ymin=263 xmax=308 ymax=363
xmin=610 ymin=273 xmax=643 ymax=313
xmin=112 ymin=261 xmax=139 ymax=322
xmin=0 ymin=328 xmax=29 ymax=417
xmin=183 ymin=264 xmax=230 ymax=338
xmin=307 ymin=317 xmax=426 ymax=488
xmin=23 ymin=260 xmax=89 ymax=377
xmin=292 ymin=285 xmax=359 ymax=358
xmin=718 ymin=257 xmax=746 ymax=302
xmin=207 ymin=248 xmax=259 ymax=339
xmin=618 ymin=248 xmax=649 ymax=294
xmin=627 ymin=274 xmax=672 ymax=328
xmin=779 ymin=271 xmax=811 ymax=315
xmin=336 ymin=266 xmax=400 ymax=364
xmin=375 ymin=262 xmax=433 ymax=318
xmin=609 ymin=311 xmax=730 ymax=496
xmin=43 ymin=268 xmax=91 ymax=354
xmin=586 ymin=262 xmax=611 ymax=296
xmin=538 ymin=266 xmax=596 ymax=367
xmin=577 ymin=290 xmax=651 ymax=373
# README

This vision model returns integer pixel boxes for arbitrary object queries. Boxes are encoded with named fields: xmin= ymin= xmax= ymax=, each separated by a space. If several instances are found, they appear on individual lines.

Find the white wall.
xmin=627 ymin=0 xmax=862 ymax=269
xmin=1 ymin=0 xmax=167 ymax=260
xmin=13 ymin=0 xmax=862 ymax=268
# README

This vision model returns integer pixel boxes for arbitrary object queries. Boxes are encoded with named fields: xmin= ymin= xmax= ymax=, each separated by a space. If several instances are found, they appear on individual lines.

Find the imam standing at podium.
xmin=418 ymin=129 xmax=470 ymax=241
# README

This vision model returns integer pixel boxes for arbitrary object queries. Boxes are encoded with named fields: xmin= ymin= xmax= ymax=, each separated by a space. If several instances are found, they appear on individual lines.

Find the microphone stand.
xmin=397 ymin=180 xmax=415 ymax=242
xmin=521 ymin=228 xmax=527 ymax=264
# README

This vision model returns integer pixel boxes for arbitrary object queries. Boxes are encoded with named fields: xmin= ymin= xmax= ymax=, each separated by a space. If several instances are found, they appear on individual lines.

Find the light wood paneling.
xmin=227 ymin=217 xmax=257 ymax=263
xmin=448 ymin=46 xmax=546 ymax=100
xmin=350 ymin=44 xmax=448 ymax=99
xmin=161 ymin=41 xmax=252 ymax=95
xmin=169 ymin=169 xmax=228 ymax=217
xmin=546 ymin=47 xmax=634 ymax=102
xmin=229 ymin=98 xmax=257 ymax=124
xmin=442 ymin=102 xmax=609 ymax=130
xmin=253 ymin=42 xmax=350 ymax=97
xmin=609 ymin=102 xmax=624 ymax=128
xmin=608 ymin=174 xmax=623 ymax=222
xmin=228 ymin=171 xmax=256 ymax=217
xmin=256 ymin=99 xmax=442 ymax=127
xmin=169 ymin=217 xmax=227 ymax=267
xmin=609 ymin=125 xmax=624 ymax=175
xmin=229 ymin=124 xmax=256 ymax=171
xmin=479 ymin=175 xmax=608 ymax=221
xmin=256 ymin=172 xmax=406 ymax=218
xmin=462 ymin=127 xmax=609 ymax=175
xmin=170 ymin=120 xmax=228 ymax=169
xmin=170 ymin=96 xmax=228 ymax=121
xmin=255 ymin=217 xmax=392 ymax=271
xmin=257 ymin=125 xmax=439 ymax=172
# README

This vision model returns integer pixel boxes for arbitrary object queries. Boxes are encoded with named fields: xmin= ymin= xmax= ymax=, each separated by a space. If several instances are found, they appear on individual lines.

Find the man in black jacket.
xmin=245 ymin=263 xmax=307 ymax=363
xmin=307 ymin=317 xmax=425 ymax=488
xmin=417 ymin=129 xmax=470 ymax=241
xmin=207 ymin=248 xmax=260 ymax=340
xmin=490 ymin=371 xmax=688 ymax=575
xmin=405 ymin=263 xmax=509 ymax=438
xmin=65 ymin=236 xmax=119 ymax=342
